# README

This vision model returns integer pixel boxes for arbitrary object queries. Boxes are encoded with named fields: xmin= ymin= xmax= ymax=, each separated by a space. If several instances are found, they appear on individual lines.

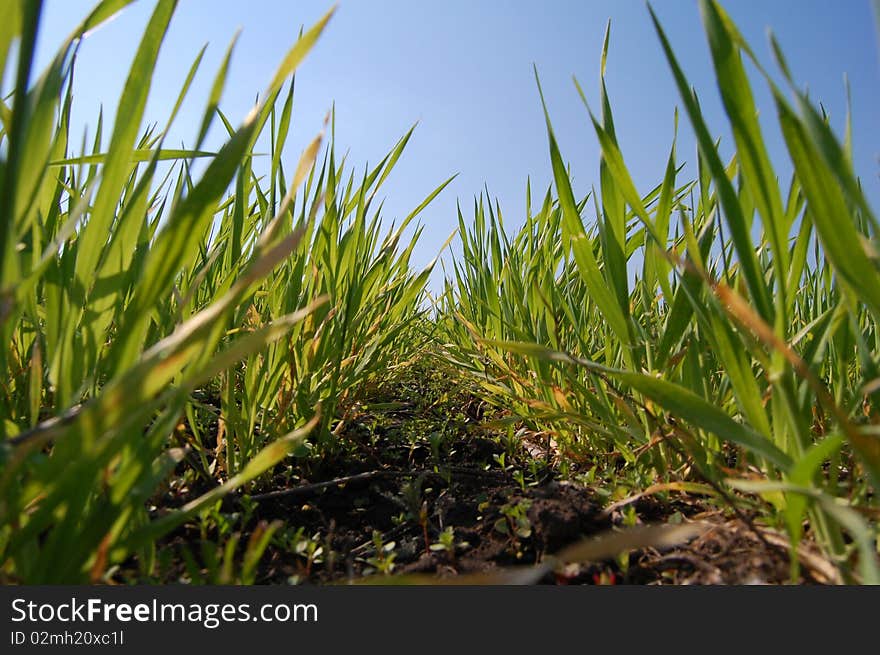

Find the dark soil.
xmin=136 ymin=390 xmax=837 ymax=585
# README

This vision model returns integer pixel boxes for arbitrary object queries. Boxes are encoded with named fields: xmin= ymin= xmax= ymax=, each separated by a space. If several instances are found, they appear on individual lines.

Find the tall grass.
xmin=439 ymin=0 xmax=879 ymax=583
xmin=0 ymin=1 xmax=444 ymax=582
xmin=2 ymin=0 xmax=877 ymax=584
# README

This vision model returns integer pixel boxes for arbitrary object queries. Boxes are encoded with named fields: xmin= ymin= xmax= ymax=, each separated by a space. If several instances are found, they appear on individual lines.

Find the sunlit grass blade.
xmin=535 ymin=68 xmax=632 ymax=357
xmin=72 ymin=0 xmax=175 ymax=291
xmin=647 ymin=4 xmax=773 ymax=323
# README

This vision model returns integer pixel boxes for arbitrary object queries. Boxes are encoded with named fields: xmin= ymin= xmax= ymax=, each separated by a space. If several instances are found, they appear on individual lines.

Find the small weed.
xmin=365 ymin=531 xmax=397 ymax=576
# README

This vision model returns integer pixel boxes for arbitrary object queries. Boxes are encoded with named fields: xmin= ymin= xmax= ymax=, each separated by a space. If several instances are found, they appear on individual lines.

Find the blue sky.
xmin=32 ymin=1 xmax=880 ymax=291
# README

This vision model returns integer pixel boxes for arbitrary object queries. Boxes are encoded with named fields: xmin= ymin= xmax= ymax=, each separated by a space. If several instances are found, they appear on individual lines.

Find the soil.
xmin=139 ymin=392 xmax=838 ymax=586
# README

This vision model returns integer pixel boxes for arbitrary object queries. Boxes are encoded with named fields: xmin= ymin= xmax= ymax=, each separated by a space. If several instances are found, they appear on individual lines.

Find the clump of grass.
xmin=439 ymin=0 xmax=878 ymax=583
xmin=0 ymin=1 xmax=445 ymax=582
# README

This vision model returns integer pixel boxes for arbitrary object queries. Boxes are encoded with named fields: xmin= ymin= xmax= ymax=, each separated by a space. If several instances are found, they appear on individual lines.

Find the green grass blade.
xmin=648 ymin=4 xmax=774 ymax=323
xmin=535 ymin=68 xmax=632 ymax=354
xmin=72 ymin=0 xmax=176 ymax=293
xmin=700 ymin=0 xmax=789 ymax=314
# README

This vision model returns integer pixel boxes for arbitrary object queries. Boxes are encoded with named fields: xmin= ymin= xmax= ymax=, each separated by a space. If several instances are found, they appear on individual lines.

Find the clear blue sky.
xmin=32 ymin=1 xmax=880 ymax=291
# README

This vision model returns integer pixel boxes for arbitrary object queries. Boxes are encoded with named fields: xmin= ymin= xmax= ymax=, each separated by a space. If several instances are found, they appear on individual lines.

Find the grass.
xmin=1 ymin=0 xmax=878 ymax=584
